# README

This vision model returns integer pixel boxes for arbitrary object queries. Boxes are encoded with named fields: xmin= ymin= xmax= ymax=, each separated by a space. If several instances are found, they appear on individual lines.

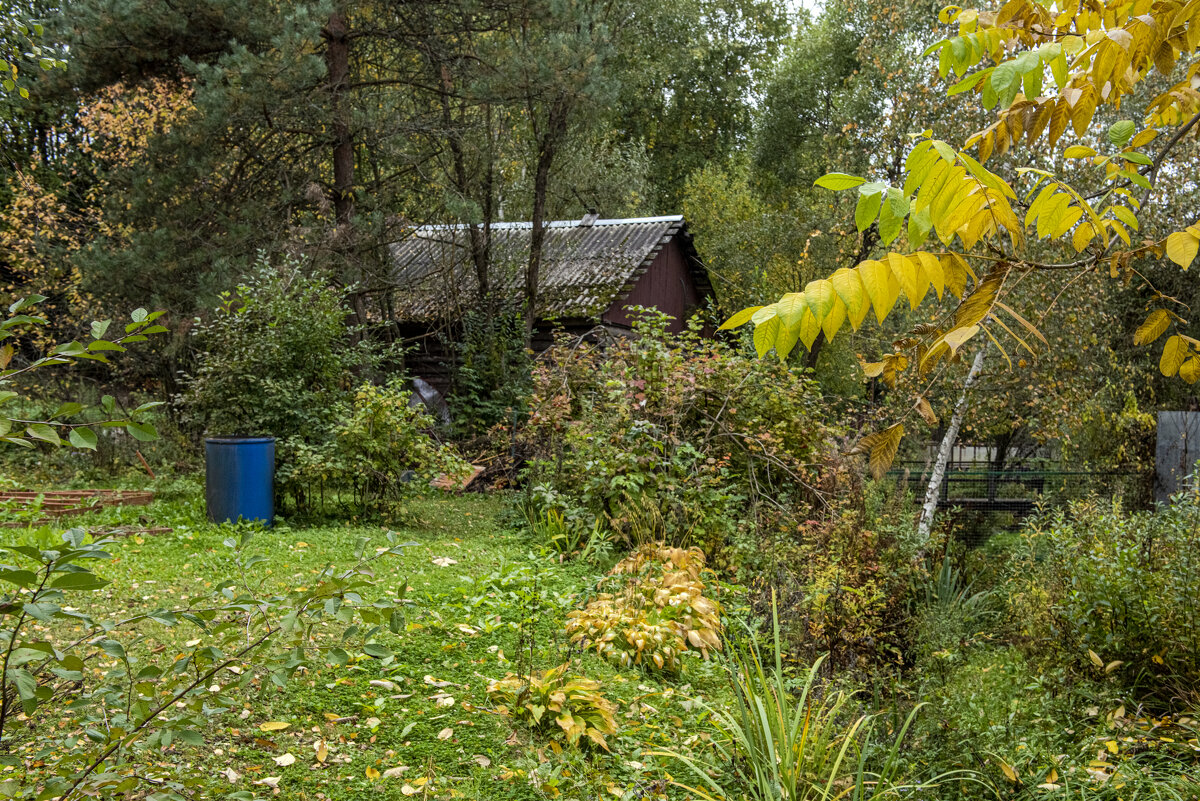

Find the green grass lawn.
xmin=2 ymin=483 xmax=731 ymax=801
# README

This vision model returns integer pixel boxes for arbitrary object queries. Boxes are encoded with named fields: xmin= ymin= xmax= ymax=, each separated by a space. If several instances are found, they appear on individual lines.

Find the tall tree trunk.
xmin=916 ymin=345 xmax=988 ymax=551
xmin=324 ymin=10 xmax=365 ymax=327
xmin=524 ymin=154 xmax=552 ymax=346
xmin=524 ymin=101 xmax=568 ymax=346
xmin=325 ymin=11 xmax=354 ymax=227
xmin=988 ymin=429 xmax=1014 ymax=501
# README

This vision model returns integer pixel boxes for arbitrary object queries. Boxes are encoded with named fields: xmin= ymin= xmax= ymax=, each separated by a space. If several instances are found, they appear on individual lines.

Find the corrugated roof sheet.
xmin=390 ymin=215 xmax=688 ymax=321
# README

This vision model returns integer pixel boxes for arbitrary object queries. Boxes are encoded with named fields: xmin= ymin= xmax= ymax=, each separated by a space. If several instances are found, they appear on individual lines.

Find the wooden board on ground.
xmin=0 ymin=489 xmax=154 ymax=527
xmin=431 ymin=465 xmax=485 ymax=492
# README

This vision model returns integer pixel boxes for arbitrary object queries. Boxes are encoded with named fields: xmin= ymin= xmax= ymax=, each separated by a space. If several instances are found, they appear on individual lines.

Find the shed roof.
xmin=390 ymin=215 xmax=709 ymax=322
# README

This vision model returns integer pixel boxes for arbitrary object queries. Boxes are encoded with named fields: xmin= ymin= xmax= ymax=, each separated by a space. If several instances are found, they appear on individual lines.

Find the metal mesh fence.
xmin=886 ymin=465 xmax=1152 ymax=545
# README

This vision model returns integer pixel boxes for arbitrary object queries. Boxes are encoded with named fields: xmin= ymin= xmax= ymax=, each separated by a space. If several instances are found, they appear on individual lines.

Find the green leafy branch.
xmin=0 ymin=297 xmax=169 ymax=449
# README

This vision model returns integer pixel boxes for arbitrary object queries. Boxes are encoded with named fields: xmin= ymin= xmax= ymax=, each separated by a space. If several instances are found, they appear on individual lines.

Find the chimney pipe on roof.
xmin=580 ymin=209 xmax=599 ymax=227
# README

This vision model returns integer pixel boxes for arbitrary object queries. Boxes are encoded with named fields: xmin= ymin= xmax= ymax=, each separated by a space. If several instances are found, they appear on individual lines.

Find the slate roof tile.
xmin=390 ymin=215 xmax=697 ymax=320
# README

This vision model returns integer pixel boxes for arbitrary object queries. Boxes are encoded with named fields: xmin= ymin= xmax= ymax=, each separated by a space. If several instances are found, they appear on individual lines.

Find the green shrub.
xmin=1007 ymin=496 xmax=1200 ymax=705
xmin=181 ymin=256 xmax=392 ymax=508
xmin=519 ymin=309 xmax=914 ymax=672
xmin=519 ymin=308 xmax=834 ymax=556
xmin=286 ymin=380 xmax=470 ymax=516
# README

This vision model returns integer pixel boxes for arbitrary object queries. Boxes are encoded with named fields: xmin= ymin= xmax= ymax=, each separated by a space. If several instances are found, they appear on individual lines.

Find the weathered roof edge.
xmin=413 ymin=214 xmax=685 ymax=232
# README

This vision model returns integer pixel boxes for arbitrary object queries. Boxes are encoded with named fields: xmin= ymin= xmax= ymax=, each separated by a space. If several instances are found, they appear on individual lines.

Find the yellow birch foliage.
xmin=77 ymin=78 xmax=195 ymax=239
xmin=0 ymin=166 xmax=87 ymax=344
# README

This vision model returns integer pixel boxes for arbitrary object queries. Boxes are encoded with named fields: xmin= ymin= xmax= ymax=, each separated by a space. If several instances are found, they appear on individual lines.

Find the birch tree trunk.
xmin=916 ymin=345 xmax=988 ymax=549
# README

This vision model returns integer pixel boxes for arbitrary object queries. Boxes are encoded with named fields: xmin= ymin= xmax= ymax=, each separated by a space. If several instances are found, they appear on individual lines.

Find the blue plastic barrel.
xmin=205 ymin=437 xmax=275 ymax=525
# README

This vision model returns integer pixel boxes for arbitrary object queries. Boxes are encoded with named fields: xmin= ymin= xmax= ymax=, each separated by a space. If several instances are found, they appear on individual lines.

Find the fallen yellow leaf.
xmin=259 ymin=721 xmax=290 ymax=732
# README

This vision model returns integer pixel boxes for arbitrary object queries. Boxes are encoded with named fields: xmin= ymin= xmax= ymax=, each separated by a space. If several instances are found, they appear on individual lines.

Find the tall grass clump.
xmin=656 ymin=596 xmax=969 ymax=800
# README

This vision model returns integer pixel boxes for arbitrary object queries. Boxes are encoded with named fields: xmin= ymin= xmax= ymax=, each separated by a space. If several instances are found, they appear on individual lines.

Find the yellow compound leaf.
xmin=954 ymin=264 xmax=1006 ymax=329
xmin=1131 ymin=129 xmax=1158 ymax=148
xmin=1133 ymin=309 xmax=1171 ymax=346
xmin=753 ymin=316 xmax=781 ymax=359
xmin=941 ymin=252 xmax=975 ymax=297
xmin=830 ymin=267 xmax=869 ymax=330
xmin=915 ymin=396 xmax=938 ymax=425
xmin=1165 ymin=231 xmax=1199 ymax=269
xmin=719 ymin=305 xmax=762 ymax=330
xmin=886 ymin=253 xmax=925 ymax=309
xmin=798 ymin=309 xmax=822 ymax=350
xmin=1181 ymin=357 xmax=1200 ymax=384
xmin=1160 ymin=335 xmax=1187 ymax=377
xmin=916 ymin=252 xmax=945 ymax=299
xmin=774 ymin=321 xmax=801 ymax=361
xmin=857 ymin=259 xmax=900 ymax=324
xmin=775 ymin=293 xmax=808 ymax=330
xmin=1072 ymin=221 xmax=1096 ymax=253
xmin=820 ymin=295 xmax=848 ymax=341
xmin=858 ymin=423 xmax=904 ymax=480
xmin=804 ymin=279 xmax=837 ymax=323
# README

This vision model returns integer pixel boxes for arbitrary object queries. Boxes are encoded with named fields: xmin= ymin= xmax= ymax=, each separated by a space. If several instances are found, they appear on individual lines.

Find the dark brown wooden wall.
xmin=601 ymin=240 xmax=700 ymax=332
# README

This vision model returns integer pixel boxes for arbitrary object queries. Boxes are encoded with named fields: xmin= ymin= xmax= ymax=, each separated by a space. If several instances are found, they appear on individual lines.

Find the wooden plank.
xmin=0 ymin=490 xmax=155 ymax=523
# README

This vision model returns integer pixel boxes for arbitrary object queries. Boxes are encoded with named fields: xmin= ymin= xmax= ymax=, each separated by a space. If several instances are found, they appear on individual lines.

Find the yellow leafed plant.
xmin=722 ymin=0 xmax=1200 ymax=476
xmin=485 ymin=664 xmax=618 ymax=749
xmin=566 ymin=542 xmax=723 ymax=672
xmin=610 ymin=542 xmax=708 ymax=579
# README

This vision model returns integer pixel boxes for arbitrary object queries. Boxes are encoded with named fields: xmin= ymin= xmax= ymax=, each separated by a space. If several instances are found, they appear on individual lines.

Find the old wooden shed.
xmin=389 ymin=214 xmax=713 ymax=388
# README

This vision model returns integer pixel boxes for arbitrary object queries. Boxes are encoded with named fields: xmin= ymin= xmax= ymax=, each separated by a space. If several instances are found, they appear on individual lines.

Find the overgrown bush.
xmin=181 ymin=257 xmax=401 ymax=509
xmin=519 ymin=309 xmax=834 ymax=549
xmin=285 ymin=381 xmax=470 ymax=515
xmin=520 ymin=310 xmax=914 ymax=672
xmin=1005 ymin=495 xmax=1200 ymax=705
